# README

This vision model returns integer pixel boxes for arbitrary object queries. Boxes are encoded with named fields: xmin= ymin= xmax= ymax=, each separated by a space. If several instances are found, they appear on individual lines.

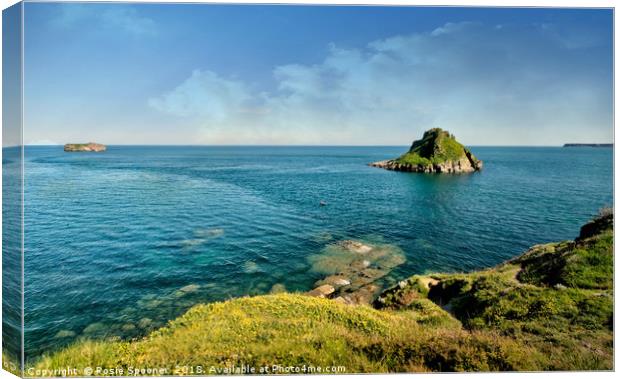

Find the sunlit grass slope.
xmin=377 ymin=211 xmax=614 ymax=370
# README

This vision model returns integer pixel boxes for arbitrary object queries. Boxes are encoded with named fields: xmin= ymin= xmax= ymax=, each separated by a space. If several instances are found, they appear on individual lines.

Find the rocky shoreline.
xmin=305 ymin=240 xmax=405 ymax=305
xmin=369 ymin=151 xmax=482 ymax=173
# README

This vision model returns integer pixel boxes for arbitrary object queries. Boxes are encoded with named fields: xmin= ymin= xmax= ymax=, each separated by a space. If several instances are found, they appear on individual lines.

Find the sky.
xmin=19 ymin=2 xmax=614 ymax=146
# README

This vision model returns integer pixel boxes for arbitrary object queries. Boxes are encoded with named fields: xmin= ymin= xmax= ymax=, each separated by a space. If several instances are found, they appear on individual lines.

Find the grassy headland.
xmin=25 ymin=211 xmax=613 ymax=374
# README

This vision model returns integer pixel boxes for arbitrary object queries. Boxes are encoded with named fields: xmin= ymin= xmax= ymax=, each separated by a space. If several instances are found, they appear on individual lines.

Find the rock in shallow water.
xmin=315 ymin=274 xmax=351 ymax=288
xmin=179 ymin=284 xmax=200 ymax=293
xmin=82 ymin=322 xmax=106 ymax=335
xmin=54 ymin=330 xmax=76 ymax=339
xmin=138 ymin=318 xmax=152 ymax=329
xmin=242 ymin=260 xmax=262 ymax=274
xmin=194 ymin=228 xmax=224 ymax=239
xmin=306 ymin=239 xmax=406 ymax=305
xmin=307 ymin=284 xmax=336 ymax=298
xmin=337 ymin=240 xmax=373 ymax=254
xmin=308 ymin=240 xmax=405 ymax=276
xmin=270 ymin=283 xmax=287 ymax=294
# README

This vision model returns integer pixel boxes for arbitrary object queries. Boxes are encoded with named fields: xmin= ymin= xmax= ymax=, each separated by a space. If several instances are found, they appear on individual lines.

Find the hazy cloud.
xmin=148 ymin=70 xmax=253 ymax=121
xmin=51 ymin=4 xmax=157 ymax=36
xmin=149 ymin=21 xmax=612 ymax=145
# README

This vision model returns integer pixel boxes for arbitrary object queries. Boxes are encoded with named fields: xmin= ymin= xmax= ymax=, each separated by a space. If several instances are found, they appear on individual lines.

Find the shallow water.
xmin=8 ymin=145 xmax=613 ymax=358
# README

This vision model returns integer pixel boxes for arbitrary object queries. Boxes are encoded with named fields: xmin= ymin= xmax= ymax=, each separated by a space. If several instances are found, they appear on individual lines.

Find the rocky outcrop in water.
xmin=64 ymin=142 xmax=106 ymax=152
xmin=370 ymin=128 xmax=482 ymax=173
xmin=306 ymin=239 xmax=406 ymax=305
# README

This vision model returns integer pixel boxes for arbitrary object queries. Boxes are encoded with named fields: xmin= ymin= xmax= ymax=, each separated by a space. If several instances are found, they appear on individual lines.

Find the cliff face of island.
xmin=64 ymin=142 xmax=106 ymax=152
xmin=370 ymin=128 xmax=482 ymax=173
xmin=28 ymin=211 xmax=613 ymax=373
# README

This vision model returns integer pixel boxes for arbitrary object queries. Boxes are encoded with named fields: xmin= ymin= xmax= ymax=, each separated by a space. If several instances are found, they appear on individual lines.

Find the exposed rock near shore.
xmin=306 ymin=239 xmax=406 ymax=304
xmin=370 ymin=128 xmax=482 ymax=173
xmin=64 ymin=142 xmax=106 ymax=152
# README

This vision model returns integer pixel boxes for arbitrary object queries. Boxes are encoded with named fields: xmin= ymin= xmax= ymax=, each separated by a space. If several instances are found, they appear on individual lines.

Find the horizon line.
xmin=3 ymin=143 xmax=615 ymax=148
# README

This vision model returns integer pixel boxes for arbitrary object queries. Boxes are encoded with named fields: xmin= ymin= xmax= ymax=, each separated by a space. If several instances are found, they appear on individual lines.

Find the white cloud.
xmin=148 ymin=70 xmax=252 ymax=121
xmin=100 ymin=7 xmax=157 ymax=36
xmin=149 ymin=21 xmax=612 ymax=145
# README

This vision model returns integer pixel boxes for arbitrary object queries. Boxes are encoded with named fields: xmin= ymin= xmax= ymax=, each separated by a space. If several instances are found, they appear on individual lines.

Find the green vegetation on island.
xmin=64 ymin=143 xmax=106 ymax=152
xmin=20 ymin=211 xmax=613 ymax=374
xmin=370 ymin=128 xmax=482 ymax=173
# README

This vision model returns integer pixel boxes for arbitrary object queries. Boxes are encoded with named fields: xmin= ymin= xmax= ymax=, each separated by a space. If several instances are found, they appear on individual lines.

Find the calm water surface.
xmin=11 ymin=146 xmax=613 ymax=358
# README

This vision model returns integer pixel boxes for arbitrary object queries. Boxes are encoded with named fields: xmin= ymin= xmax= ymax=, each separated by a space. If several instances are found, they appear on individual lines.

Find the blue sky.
xmin=22 ymin=2 xmax=613 ymax=145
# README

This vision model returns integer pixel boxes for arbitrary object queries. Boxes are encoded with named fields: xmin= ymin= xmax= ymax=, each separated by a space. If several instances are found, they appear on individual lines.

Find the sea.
xmin=1 ymin=145 xmax=613 ymax=359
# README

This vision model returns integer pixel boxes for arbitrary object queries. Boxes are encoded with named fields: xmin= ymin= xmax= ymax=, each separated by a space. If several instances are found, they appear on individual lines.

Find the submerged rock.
xmin=173 ymin=284 xmax=201 ymax=298
xmin=338 ymin=240 xmax=373 ymax=254
xmin=308 ymin=241 xmax=402 ymax=276
xmin=369 ymin=128 xmax=482 ymax=173
xmin=194 ymin=228 xmax=225 ymax=238
xmin=316 ymin=274 xmax=351 ymax=288
xmin=307 ymin=239 xmax=406 ymax=305
xmin=180 ymin=228 xmax=224 ymax=250
xmin=54 ymin=330 xmax=76 ymax=339
xmin=181 ymin=238 xmax=206 ymax=247
xmin=270 ymin=283 xmax=287 ymax=294
xmin=242 ymin=260 xmax=262 ymax=274
xmin=82 ymin=322 xmax=106 ymax=335
xmin=138 ymin=318 xmax=152 ymax=329
xmin=179 ymin=284 xmax=200 ymax=293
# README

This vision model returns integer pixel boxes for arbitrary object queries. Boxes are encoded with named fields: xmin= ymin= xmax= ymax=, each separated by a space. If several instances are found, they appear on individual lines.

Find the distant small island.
xmin=64 ymin=142 xmax=106 ymax=152
xmin=370 ymin=128 xmax=482 ymax=173
xmin=563 ymin=143 xmax=613 ymax=148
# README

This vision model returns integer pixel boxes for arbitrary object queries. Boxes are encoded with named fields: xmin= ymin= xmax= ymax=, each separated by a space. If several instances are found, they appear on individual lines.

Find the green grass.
xmin=394 ymin=152 xmax=432 ymax=166
xmin=2 ymin=350 xmax=21 ymax=376
xmin=30 ymin=294 xmax=545 ymax=374
xmin=394 ymin=128 xmax=479 ymax=166
xmin=26 ymin=213 xmax=613 ymax=374
xmin=377 ymin=213 xmax=614 ymax=370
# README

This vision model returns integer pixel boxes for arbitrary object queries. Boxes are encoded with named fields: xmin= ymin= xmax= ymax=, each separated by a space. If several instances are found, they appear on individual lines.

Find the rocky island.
xmin=370 ymin=128 xmax=482 ymax=173
xmin=563 ymin=143 xmax=613 ymax=148
xmin=64 ymin=142 xmax=106 ymax=152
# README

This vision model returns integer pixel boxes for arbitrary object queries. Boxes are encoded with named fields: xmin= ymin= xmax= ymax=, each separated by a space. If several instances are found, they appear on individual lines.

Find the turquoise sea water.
xmin=5 ymin=146 xmax=614 ymax=359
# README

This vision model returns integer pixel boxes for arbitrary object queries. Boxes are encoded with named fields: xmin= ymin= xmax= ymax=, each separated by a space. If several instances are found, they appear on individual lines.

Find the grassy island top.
xmin=396 ymin=128 xmax=479 ymax=166
xmin=20 ymin=210 xmax=613 ymax=374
